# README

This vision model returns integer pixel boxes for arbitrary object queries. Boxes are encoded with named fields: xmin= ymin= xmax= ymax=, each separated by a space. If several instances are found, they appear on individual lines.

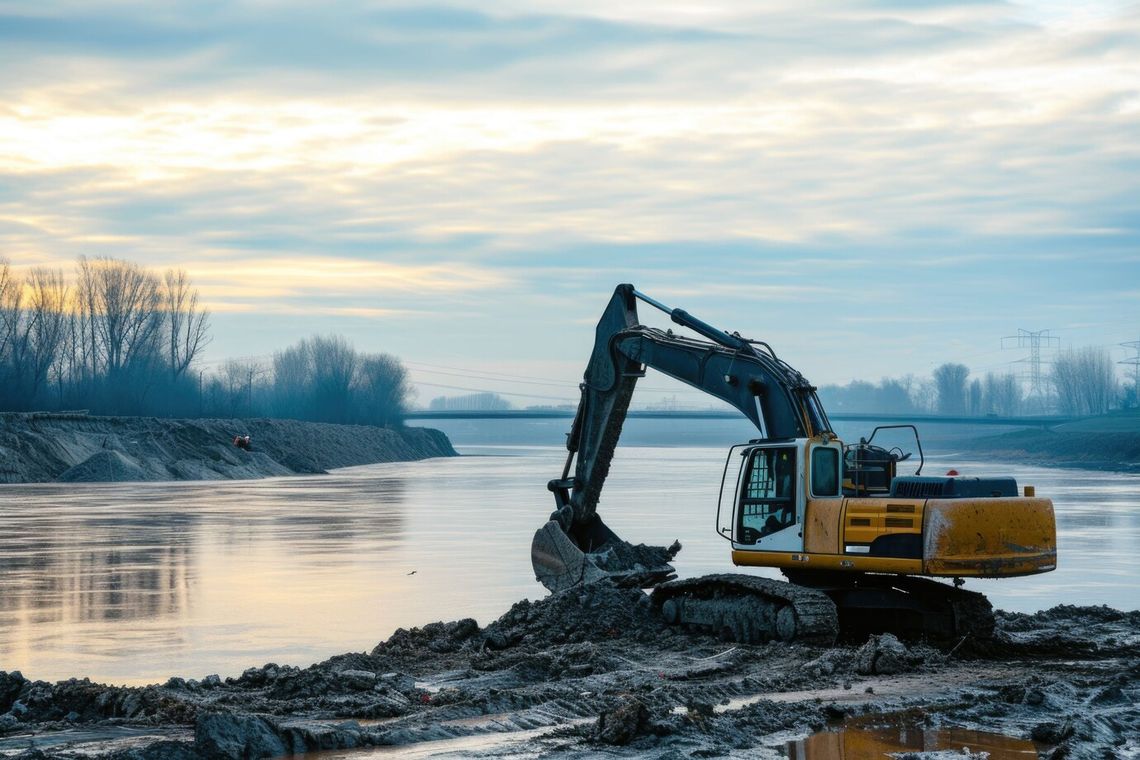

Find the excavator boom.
xmin=550 ymin=284 xmax=829 ymax=527
xmin=535 ymin=284 xmax=831 ymax=591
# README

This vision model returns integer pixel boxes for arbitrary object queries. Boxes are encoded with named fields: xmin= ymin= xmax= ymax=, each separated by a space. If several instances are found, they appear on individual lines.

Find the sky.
xmin=1 ymin=0 xmax=1138 ymax=407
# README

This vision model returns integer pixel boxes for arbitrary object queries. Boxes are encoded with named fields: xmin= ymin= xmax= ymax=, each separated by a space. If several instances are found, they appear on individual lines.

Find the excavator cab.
xmin=720 ymin=437 xmax=845 ymax=553
xmin=731 ymin=444 xmax=801 ymax=546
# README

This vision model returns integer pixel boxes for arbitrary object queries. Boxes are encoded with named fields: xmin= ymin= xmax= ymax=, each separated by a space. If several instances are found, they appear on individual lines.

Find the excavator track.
xmin=650 ymin=574 xmax=839 ymax=646
xmin=783 ymin=571 xmax=995 ymax=642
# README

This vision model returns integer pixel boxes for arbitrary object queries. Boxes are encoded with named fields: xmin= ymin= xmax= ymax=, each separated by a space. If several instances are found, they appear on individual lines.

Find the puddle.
xmin=787 ymin=714 xmax=1038 ymax=758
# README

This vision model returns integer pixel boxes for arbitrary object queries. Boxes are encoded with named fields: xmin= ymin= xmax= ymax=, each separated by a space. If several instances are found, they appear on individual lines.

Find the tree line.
xmin=820 ymin=347 xmax=1129 ymax=418
xmin=204 ymin=336 xmax=410 ymax=426
xmin=0 ymin=257 xmax=410 ymax=424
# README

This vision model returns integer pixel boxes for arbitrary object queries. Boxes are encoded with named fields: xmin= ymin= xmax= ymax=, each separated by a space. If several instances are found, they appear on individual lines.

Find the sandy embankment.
xmin=0 ymin=414 xmax=456 ymax=484
xmin=0 ymin=584 xmax=1136 ymax=760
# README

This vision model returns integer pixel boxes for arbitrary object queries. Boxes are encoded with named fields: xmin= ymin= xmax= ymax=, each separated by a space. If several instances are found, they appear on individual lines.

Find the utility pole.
xmin=1120 ymin=338 xmax=1140 ymax=408
xmin=1001 ymin=328 xmax=1060 ymax=400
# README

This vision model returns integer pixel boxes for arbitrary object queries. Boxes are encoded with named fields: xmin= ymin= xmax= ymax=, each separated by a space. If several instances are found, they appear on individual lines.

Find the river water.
xmin=1 ymin=426 xmax=1137 ymax=685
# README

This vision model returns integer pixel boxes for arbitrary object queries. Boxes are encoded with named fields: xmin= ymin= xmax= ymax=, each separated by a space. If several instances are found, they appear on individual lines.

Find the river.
xmin=1 ymin=423 xmax=1137 ymax=685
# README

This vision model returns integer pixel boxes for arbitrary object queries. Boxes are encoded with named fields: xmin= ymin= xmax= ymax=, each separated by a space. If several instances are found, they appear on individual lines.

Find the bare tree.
xmin=982 ymin=372 xmax=1022 ymax=416
xmin=309 ymin=335 xmax=357 ymax=423
xmin=219 ymin=359 xmax=267 ymax=417
xmin=24 ymin=268 xmax=70 ymax=403
xmin=163 ymin=268 xmax=210 ymax=379
xmin=967 ymin=378 xmax=983 ymax=416
xmin=0 ymin=259 xmax=21 ymax=364
xmin=272 ymin=342 xmax=312 ymax=419
xmin=73 ymin=257 xmax=165 ymax=412
xmin=357 ymin=353 xmax=411 ymax=425
xmin=933 ymin=363 xmax=970 ymax=415
xmin=1052 ymin=347 xmax=1117 ymax=415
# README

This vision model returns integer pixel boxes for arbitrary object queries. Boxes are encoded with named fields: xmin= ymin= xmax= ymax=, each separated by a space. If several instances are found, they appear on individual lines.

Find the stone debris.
xmin=855 ymin=633 xmax=916 ymax=675
xmin=591 ymin=699 xmax=650 ymax=745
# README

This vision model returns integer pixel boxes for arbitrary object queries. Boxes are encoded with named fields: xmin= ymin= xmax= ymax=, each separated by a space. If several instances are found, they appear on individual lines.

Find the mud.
xmin=0 ymin=586 xmax=1136 ymax=759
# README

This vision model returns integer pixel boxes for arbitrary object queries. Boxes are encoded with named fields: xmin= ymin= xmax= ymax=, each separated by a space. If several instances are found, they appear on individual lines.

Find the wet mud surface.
xmin=1 ymin=584 xmax=1136 ymax=759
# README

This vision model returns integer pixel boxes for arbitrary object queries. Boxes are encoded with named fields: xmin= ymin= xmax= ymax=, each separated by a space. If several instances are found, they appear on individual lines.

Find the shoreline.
xmin=0 ymin=414 xmax=457 ymax=484
xmin=948 ymin=428 xmax=1140 ymax=474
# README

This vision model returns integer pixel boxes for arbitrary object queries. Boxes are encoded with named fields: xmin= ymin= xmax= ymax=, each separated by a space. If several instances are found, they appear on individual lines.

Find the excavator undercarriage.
xmin=531 ymin=284 xmax=1056 ymax=645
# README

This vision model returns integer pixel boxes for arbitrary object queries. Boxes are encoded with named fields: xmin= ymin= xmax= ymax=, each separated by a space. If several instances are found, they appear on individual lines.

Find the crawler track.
xmin=783 ymin=571 xmax=995 ymax=641
xmin=650 ymin=574 xmax=839 ymax=645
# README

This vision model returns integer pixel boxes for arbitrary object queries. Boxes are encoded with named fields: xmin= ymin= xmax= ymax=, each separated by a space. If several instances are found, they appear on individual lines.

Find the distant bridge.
xmin=405 ymin=409 xmax=1077 ymax=428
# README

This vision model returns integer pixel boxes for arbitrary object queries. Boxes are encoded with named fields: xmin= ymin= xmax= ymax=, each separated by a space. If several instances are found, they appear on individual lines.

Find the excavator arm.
xmin=533 ymin=284 xmax=832 ymax=591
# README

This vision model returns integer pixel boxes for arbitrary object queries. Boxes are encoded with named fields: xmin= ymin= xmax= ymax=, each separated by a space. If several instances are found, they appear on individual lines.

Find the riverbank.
xmin=963 ymin=429 xmax=1140 ymax=471
xmin=961 ymin=412 xmax=1140 ymax=472
xmin=0 ymin=583 xmax=1135 ymax=759
xmin=0 ymin=414 xmax=456 ymax=483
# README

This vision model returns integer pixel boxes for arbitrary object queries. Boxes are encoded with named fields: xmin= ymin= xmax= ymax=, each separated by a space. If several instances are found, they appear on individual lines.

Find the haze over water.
xmin=0 ymin=421 xmax=1136 ymax=686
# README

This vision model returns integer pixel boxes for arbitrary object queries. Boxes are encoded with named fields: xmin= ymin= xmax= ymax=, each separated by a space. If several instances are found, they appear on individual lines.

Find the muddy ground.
xmin=0 ymin=582 xmax=1136 ymax=759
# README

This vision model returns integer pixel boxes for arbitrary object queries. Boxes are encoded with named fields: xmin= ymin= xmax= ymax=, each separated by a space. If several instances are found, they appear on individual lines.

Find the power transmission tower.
xmin=1120 ymin=338 xmax=1140 ymax=407
xmin=1001 ymin=329 xmax=1060 ymax=399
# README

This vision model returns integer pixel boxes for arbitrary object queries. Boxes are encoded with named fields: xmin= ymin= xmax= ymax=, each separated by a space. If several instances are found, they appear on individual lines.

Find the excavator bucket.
xmin=531 ymin=516 xmax=680 ymax=593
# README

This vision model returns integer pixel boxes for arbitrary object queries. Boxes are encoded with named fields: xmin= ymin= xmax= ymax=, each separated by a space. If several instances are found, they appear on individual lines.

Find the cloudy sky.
xmin=2 ymin=0 xmax=1138 ymax=405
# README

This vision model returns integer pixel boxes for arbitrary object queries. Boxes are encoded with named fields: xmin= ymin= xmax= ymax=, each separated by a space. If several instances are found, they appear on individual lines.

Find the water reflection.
xmin=0 ymin=473 xmax=411 ymax=684
xmin=789 ymin=719 xmax=1038 ymax=758
xmin=0 ymin=513 xmax=196 ymax=625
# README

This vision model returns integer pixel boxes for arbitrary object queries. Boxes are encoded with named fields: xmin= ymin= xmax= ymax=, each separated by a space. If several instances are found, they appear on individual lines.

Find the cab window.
xmin=738 ymin=447 xmax=796 ymax=543
xmin=811 ymin=447 xmax=840 ymax=497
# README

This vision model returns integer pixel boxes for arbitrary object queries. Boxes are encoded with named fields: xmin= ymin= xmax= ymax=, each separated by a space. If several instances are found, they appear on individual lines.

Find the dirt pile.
xmin=0 ymin=413 xmax=455 ymax=483
xmin=0 ymin=600 xmax=1136 ymax=759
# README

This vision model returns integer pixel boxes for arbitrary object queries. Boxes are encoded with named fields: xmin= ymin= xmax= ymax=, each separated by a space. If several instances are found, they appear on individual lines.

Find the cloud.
xmin=0 ymin=0 xmax=1137 ymax=383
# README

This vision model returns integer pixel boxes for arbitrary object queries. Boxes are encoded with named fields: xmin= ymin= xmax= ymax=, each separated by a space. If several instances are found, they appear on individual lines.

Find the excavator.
xmin=531 ymin=284 xmax=1057 ymax=644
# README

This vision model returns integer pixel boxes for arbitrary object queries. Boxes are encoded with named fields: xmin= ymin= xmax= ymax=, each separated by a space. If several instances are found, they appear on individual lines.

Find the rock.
xmin=0 ymin=713 xmax=19 ymax=733
xmin=0 ymin=671 xmax=25 ymax=713
xmin=195 ymin=711 xmax=287 ymax=759
xmin=592 ymin=699 xmax=650 ymax=745
xmin=1088 ymin=685 xmax=1126 ymax=704
xmin=338 ymin=669 xmax=377 ymax=690
xmin=805 ymin=649 xmax=850 ymax=677
xmin=378 ymin=673 xmax=416 ymax=692
xmin=854 ymin=633 xmax=911 ymax=675
xmin=1032 ymin=720 xmax=1075 ymax=744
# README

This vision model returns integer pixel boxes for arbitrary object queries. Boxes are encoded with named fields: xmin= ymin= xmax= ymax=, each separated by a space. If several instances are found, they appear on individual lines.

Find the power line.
xmin=405 ymin=360 xmax=715 ymax=397
xmin=413 ymin=381 xmax=577 ymax=403
xmin=1001 ymin=329 xmax=1060 ymax=398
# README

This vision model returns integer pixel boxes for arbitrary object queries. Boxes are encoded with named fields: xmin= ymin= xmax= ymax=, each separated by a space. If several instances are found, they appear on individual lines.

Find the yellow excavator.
xmin=531 ymin=284 xmax=1056 ymax=644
